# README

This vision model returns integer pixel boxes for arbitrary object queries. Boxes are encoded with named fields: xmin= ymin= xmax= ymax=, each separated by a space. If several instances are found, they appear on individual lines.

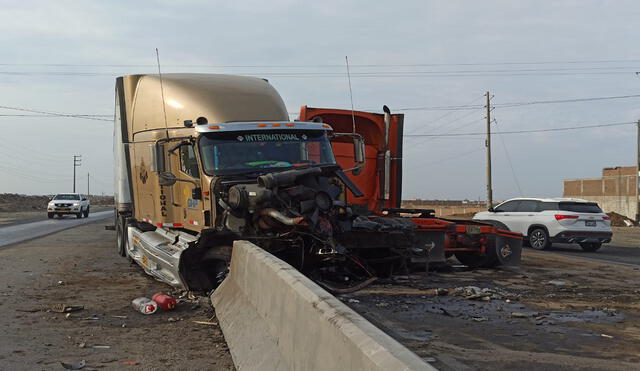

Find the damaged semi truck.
xmin=297 ymin=106 xmax=523 ymax=269
xmin=114 ymin=73 xmax=522 ymax=293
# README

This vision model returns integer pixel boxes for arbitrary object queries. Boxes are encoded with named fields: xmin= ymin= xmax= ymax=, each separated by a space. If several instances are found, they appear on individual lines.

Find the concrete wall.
xmin=564 ymin=166 xmax=639 ymax=220
xmin=212 ymin=240 xmax=435 ymax=371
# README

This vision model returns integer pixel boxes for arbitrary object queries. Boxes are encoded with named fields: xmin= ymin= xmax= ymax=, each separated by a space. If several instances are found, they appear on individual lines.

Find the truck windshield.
xmin=199 ymin=130 xmax=336 ymax=175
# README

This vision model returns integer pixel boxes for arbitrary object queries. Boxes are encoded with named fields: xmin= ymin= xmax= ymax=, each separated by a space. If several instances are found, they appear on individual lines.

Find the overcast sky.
xmin=1 ymin=0 xmax=639 ymax=200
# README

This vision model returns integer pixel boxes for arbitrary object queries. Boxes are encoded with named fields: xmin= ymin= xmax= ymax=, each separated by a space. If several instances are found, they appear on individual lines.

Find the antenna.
xmin=156 ymin=48 xmax=169 ymax=138
xmin=345 ymin=56 xmax=356 ymax=134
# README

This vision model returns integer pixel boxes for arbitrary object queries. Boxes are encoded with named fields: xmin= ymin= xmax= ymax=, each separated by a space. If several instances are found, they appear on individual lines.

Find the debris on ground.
xmin=608 ymin=212 xmax=636 ymax=227
xmin=50 ymin=304 xmax=84 ymax=313
xmin=131 ymin=297 xmax=157 ymax=315
xmin=152 ymin=292 xmax=177 ymax=310
xmin=60 ymin=359 xmax=86 ymax=370
xmin=452 ymin=286 xmax=516 ymax=301
xmin=192 ymin=321 xmax=218 ymax=326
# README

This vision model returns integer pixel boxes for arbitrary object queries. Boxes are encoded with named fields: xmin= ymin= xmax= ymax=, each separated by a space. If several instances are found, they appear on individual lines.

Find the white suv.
xmin=47 ymin=193 xmax=91 ymax=219
xmin=473 ymin=198 xmax=612 ymax=251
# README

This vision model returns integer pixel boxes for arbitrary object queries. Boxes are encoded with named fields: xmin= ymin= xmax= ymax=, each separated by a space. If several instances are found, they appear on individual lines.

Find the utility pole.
xmin=636 ymin=120 xmax=639 ymax=220
xmin=485 ymin=91 xmax=493 ymax=209
xmin=87 ymin=172 xmax=90 ymax=198
xmin=73 ymin=155 xmax=82 ymax=193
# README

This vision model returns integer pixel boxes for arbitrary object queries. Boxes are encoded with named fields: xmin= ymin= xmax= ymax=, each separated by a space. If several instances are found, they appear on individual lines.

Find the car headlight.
xmin=48 ymin=202 xmax=55 ymax=207
xmin=73 ymin=203 xmax=80 ymax=206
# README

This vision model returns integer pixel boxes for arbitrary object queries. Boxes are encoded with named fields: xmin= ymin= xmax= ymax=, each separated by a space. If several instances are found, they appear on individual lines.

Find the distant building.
xmin=563 ymin=166 xmax=639 ymax=220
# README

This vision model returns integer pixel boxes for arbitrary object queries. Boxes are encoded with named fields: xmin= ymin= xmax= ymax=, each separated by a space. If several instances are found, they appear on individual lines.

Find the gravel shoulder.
xmin=0 ymin=219 xmax=234 ymax=370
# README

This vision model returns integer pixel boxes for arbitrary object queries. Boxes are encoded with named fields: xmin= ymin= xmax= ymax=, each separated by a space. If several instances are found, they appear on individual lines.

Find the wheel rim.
xmin=530 ymin=230 xmax=546 ymax=249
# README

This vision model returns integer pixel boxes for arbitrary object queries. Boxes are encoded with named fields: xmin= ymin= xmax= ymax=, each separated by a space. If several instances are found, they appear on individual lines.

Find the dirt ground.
xmin=0 ymin=220 xmax=234 ymax=370
xmin=341 ymin=249 xmax=640 ymax=370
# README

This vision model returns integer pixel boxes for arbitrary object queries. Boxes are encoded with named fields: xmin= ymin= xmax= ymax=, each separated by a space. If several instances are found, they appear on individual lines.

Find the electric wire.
xmin=0 ymin=105 xmax=112 ymax=121
xmin=404 ymin=121 xmax=636 ymax=137
xmin=492 ymin=116 xmax=523 ymax=196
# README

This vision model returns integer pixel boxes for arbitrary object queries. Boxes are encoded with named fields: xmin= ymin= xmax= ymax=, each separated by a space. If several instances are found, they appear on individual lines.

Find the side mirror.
xmin=488 ymin=207 xmax=495 ymax=212
xmin=151 ymin=143 xmax=165 ymax=173
xmin=158 ymin=172 xmax=178 ymax=187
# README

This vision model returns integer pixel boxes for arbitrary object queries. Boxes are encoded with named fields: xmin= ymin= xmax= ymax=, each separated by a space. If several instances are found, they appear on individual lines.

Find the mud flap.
xmin=413 ymin=231 xmax=446 ymax=264
xmin=491 ymin=233 xmax=523 ymax=266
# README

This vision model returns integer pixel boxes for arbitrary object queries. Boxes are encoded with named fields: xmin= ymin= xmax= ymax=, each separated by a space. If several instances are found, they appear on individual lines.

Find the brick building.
xmin=563 ymin=166 xmax=639 ymax=220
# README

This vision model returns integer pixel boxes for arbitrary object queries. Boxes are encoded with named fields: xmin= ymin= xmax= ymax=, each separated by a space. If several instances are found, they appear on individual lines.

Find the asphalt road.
xmin=542 ymin=243 xmax=640 ymax=267
xmin=0 ymin=210 xmax=113 ymax=247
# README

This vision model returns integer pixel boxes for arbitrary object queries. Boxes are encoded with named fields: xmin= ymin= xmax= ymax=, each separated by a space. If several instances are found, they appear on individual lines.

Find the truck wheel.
xmin=76 ymin=210 xmax=83 ymax=219
xmin=84 ymin=207 xmax=90 ymax=218
xmin=579 ymin=242 xmax=602 ymax=252
xmin=529 ymin=228 xmax=550 ymax=250
xmin=116 ymin=216 xmax=127 ymax=257
xmin=47 ymin=212 xmax=54 ymax=219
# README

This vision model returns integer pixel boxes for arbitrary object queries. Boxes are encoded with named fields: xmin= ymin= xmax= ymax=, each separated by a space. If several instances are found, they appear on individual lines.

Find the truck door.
xmin=171 ymin=143 xmax=204 ymax=228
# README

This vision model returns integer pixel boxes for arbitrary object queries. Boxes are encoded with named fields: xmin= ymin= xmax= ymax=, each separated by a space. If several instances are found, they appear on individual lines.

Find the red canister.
xmin=152 ymin=292 xmax=177 ymax=311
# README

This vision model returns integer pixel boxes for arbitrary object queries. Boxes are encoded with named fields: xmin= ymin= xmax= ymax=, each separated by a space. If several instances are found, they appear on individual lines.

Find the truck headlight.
xmin=48 ymin=203 xmax=55 ymax=207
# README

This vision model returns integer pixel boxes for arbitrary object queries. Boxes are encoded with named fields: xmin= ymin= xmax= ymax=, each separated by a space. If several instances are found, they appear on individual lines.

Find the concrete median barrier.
xmin=211 ymin=240 xmax=436 ymax=371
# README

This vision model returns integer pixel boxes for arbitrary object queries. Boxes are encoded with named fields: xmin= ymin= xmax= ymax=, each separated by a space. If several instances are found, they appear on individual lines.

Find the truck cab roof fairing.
xmin=122 ymin=74 xmax=289 ymax=138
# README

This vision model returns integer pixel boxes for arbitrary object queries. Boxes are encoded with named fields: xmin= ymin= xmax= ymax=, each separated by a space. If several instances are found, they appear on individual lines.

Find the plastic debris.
xmin=347 ymin=298 xmax=360 ymax=304
xmin=192 ymin=320 xmax=218 ymax=326
xmin=60 ymin=360 xmax=86 ymax=370
xmin=131 ymin=297 xmax=157 ymax=315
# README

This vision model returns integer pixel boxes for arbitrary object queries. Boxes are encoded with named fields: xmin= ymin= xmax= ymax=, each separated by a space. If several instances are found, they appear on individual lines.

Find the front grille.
xmin=57 ymin=203 xmax=73 ymax=207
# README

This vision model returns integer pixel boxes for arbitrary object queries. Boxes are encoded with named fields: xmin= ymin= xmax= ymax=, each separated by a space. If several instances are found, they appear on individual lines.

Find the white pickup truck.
xmin=47 ymin=193 xmax=90 ymax=219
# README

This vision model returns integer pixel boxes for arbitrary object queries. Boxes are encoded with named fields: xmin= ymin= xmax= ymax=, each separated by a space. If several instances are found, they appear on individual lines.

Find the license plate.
xmin=466 ymin=225 xmax=482 ymax=235
xmin=585 ymin=220 xmax=596 ymax=227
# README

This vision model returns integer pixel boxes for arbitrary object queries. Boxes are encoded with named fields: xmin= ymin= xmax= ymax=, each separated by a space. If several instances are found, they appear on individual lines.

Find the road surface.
xmin=0 ymin=218 xmax=233 ymax=369
xmin=544 ymin=243 xmax=640 ymax=267
xmin=0 ymin=210 xmax=113 ymax=247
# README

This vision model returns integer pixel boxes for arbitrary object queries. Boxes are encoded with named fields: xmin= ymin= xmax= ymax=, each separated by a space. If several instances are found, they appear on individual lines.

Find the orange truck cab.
xmin=298 ymin=106 xmax=523 ymax=268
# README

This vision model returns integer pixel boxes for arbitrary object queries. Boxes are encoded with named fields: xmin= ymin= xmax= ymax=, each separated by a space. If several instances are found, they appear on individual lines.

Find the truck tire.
xmin=116 ymin=216 xmax=127 ymax=257
xmin=84 ymin=207 xmax=90 ymax=218
xmin=580 ymin=242 xmax=602 ymax=252
xmin=76 ymin=209 xmax=83 ymax=219
xmin=47 ymin=212 xmax=54 ymax=219
xmin=529 ymin=228 xmax=550 ymax=250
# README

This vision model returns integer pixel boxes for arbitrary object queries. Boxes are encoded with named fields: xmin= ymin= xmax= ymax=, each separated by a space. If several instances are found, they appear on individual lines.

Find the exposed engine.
xmin=210 ymin=165 xmax=427 ymax=293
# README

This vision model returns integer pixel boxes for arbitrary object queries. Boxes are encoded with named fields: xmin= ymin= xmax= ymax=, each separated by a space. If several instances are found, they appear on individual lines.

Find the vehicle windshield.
xmin=199 ymin=130 xmax=336 ymax=175
xmin=559 ymin=202 xmax=603 ymax=213
xmin=53 ymin=194 xmax=80 ymax=200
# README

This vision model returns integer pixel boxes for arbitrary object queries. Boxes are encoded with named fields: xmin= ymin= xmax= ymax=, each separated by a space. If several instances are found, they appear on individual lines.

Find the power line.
xmin=1 ymin=58 xmax=640 ymax=68
xmin=404 ymin=121 xmax=636 ymax=137
xmin=405 ymin=95 xmax=484 ymax=135
xmin=0 ymin=105 xmax=112 ymax=121
xmin=493 ymin=117 xmax=523 ymax=196
xmin=394 ymin=93 xmax=640 ymax=111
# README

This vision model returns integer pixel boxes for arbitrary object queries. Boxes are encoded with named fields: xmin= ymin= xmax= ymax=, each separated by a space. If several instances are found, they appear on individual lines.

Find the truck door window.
xmin=179 ymin=144 xmax=200 ymax=179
